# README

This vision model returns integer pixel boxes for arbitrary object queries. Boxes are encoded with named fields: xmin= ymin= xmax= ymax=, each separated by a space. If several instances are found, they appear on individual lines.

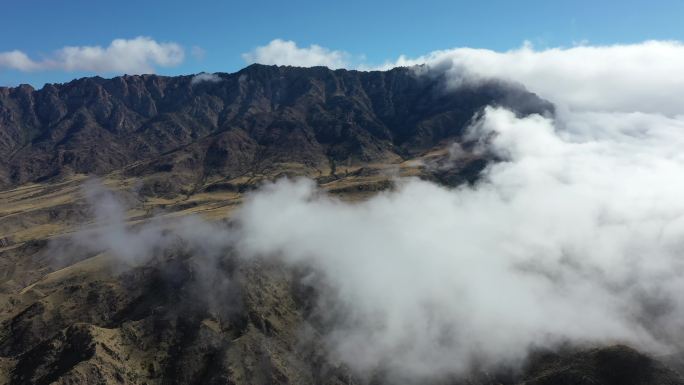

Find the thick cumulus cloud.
xmin=0 ymin=37 xmax=184 ymax=74
xmin=232 ymin=109 xmax=684 ymax=378
xmin=241 ymin=39 xmax=350 ymax=68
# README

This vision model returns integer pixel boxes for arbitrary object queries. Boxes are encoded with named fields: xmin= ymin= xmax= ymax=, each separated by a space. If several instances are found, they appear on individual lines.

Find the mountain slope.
xmin=3 ymin=66 xmax=677 ymax=385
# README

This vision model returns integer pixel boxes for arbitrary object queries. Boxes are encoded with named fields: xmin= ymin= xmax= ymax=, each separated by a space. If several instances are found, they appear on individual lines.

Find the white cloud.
xmin=0 ymin=36 xmax=184 ymax=74
xmin=386 ymin=40 xmax=684 ymax=115
xmin=190 ymin=72 xmax=222 ymax=85
xmin=233 ymin=107 xmax=684 ymax=379
xmin=191 ymin=45 xmax=206 ymax=61
xmin=241 ymin=39 xmax=350 ymax=68
xmin=0 ymin=50 xmax=42 ymax=71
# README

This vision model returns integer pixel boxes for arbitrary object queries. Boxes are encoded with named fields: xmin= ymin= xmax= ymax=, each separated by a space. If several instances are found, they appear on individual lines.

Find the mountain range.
xmin=1 ymin=65 xmax=680 ymax=385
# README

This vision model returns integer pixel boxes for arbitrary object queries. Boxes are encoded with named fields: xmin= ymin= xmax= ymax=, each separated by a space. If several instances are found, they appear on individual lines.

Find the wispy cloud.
xmin=0 ymin=50 xmax=42 ymax=71
xmin=0 ymin=36 xmax=185 ymax=74
xmin=190 ymin=72 xmax=222 ymax=85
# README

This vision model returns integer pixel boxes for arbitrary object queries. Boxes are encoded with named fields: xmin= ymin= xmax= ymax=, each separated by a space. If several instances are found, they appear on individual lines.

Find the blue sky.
xmin=1 ymin=0 xmax=683 ymax=87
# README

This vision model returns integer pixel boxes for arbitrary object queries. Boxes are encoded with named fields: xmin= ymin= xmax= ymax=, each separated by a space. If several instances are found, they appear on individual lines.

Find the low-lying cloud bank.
xmin=238 ymin=39 xmax=684 ymax=377
xmin=0 ymin=36 xmax=184 ymax=74
xmin=233 ymin=106 xmax=684 ymax=378
xmin=63 ymin=39 xmax=684 ymax=380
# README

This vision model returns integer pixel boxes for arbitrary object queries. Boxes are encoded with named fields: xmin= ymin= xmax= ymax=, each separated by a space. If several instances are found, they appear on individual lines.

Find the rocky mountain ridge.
xmin=0 ymin=64 xmax=552 ymax=190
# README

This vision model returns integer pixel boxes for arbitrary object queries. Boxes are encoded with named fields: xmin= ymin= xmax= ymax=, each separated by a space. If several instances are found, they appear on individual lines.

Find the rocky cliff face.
xmin=0 ymin=64 xmax=552 ymax=189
